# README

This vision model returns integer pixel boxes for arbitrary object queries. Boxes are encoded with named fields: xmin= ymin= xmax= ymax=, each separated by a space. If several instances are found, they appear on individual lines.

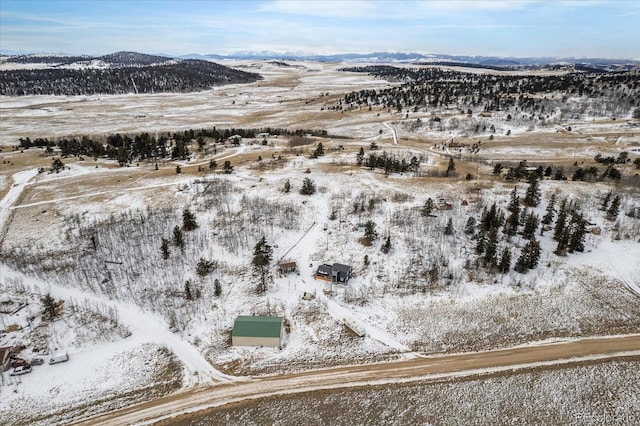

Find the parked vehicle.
xmin=49 ymin=353 xmax=69 ymax=364
xmin=10 ymin=364 xmax=32 ymax=376
xmin=11 ymin=358 xmax=28 ymax=368
xmin=30 ymin=357 xmax=44 ymax=366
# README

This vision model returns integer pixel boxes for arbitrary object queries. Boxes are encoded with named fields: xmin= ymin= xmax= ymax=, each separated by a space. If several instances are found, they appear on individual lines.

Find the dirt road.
xmin=73 ymin=334 xmax=640 ymax=426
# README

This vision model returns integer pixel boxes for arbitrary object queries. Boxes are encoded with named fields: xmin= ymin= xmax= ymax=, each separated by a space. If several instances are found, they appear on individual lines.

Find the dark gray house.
xmin=315 ymin=263 xmax=353 ymax=284
xmin=332 ymin=263 xmax=352 ymax=283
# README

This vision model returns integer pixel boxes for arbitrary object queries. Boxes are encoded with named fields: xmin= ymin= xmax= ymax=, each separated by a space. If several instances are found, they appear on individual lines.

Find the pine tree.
xmin=553 ymin=199 xmax=568 ymax=241
xmin=444 ymin=217 xmax=454 ymax=235
xmin=252 ymin=237 xmax=273 ymax=295
xmin=223 ymin=160 xmax=233 ymax=173
xmin=42 ymin=293 xmax=57 ymax=319
xmin=554 ymin=227 xmax=571 ymax=256
xmin=484 ymin=227 xmax=499 ymax=267
xmin=356 ymin=147 xmax=365 ymax=166
xmin=381 ymin=235 xmax=392 ymax=253
xmin=196 ymin=258 xmax=216 ymax=277
xmin=313 ymin=143 xmax=325 ymax=158
xmin=514 ymin=251 xmax=528 ymax=273
xmin=51 ymin=158 xmax=64 ymax=173
xmin=507 ymin=186 xmax=519 ymax=213
xmin=607 ymin=195 xmax=620 ymax=220
xmin=541 ymin=193 xmax=556 ymax=226
xmin=568 ymin=214 xmax=586 ymax=253
xmin=446 ymin=157 xmax=456 ymax=176
xmin=515 ymin=238 xmax=541 ymax=273
xmin=505 ymin=202 xmax=520 ymax=237
xmin=498 ymin=248 xmax=511 ymax=273
xmin=422 ymin=198 xmax=434 ymax=217
xmin=464 ymin=216 xmax=477 ymax=234
xmin=524 ymin=174 xmax=541 ymax=207
xmin=475 ymin=230 xmax=487 ymax=254
xmin=527 ymin=238 xmax=541 ymax=269
xmin=481 ymin=203 xmax=499 ymax=231
xmin=214 ymin=279 xmax=222 ymax=297
xmin=182 ymin=208 xmax=198 ymax=231
xmin=600 ymin=191 xmax=612 ymax=211
xmin=160 ymin=237 xmax=170 ymax=260
xmin=300 ymin=177 xmax=316 ymax=195
xmin=184 ymin=280 xmax=193 ymax=300
xmin=173 ymin=225 xmax=184 ymax=252
xmin=283 ymin=179 xmax=291 ymax=193
xmin=364 ymin=220 xmax=377 ymax=242
xmin=522 ymin=211 xmax=539 ymax=240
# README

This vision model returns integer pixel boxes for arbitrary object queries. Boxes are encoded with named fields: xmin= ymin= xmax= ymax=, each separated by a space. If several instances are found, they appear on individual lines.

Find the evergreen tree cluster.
xmin=16 ymin=126 xmax=328 ymax=164
xmin=360 ymin=151 xmax=421 ymax=175
xmin=338 ymin=66 xmax=638 ymax=119
xmin=472 ymin=187 xmax=590 ymax=275
xmin=0 ymin=60 xmax=262 ymax=96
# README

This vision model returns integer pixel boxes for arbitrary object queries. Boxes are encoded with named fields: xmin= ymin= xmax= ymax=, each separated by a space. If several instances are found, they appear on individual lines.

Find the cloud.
xmin=260 ymin=0 xmax=377 ymax=18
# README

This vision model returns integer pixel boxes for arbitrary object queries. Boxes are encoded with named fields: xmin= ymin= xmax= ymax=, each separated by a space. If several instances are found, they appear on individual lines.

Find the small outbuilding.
xmin=231 ymin=316 xmax=283 ymax=348
xmin=278 ymin=261 xmax=297 ymax=275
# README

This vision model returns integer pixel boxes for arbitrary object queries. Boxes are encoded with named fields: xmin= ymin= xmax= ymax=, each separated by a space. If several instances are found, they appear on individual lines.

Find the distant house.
xmin=231 ymin=316 xmax=283 ymax=348
xmin=436 ymin=198 xmax=453 ymax=210
xmin=315 ymin=263 xmax=353 ymax=284
xmin=0 ymin=346 xmax=13 ymax=372
xmin=278 ymin=261 xmax=297 ymax=275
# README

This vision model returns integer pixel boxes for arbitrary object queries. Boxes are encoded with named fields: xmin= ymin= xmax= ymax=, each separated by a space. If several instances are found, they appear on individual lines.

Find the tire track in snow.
xmin=0 ymin=168 xmax=38 ymax=247
xmin=383 ymin=122 xmax=398 ymax=144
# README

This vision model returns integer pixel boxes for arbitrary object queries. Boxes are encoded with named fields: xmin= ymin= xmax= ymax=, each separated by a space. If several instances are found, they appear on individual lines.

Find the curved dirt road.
xmin=73 ymin=334 xmax=640 ymax=426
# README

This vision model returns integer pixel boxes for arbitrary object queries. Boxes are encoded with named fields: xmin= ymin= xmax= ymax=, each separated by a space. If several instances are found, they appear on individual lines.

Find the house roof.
xmin=232 ymin=316 xmax=283 ymax=338
xmin=332 ymin=263 xmax=352 ymax=273
xmin=278 ymin=261 xmax=297 ymax=269
xmin=317 ymin=264 xmax=332 ymax=275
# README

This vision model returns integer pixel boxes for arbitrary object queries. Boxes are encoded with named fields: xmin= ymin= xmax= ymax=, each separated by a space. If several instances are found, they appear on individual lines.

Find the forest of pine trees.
xmin=472 ymin=187 xmax=589 ymax=275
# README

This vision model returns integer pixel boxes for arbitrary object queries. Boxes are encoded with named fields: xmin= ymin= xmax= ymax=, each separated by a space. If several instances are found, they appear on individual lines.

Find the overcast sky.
xmin=1 ymin=0 xmax=639 ymax=58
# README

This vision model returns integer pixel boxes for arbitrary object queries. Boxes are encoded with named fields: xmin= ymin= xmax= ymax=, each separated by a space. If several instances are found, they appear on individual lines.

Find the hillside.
xmin=0 ymin=52 xmax=262 ymax=95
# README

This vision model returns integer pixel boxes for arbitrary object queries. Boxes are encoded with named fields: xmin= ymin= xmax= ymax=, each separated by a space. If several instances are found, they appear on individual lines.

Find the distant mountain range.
xmin=2 ymin=50 xmax=638 ymax=72
xmin=178 ymin=51 xmax=639 ymax=70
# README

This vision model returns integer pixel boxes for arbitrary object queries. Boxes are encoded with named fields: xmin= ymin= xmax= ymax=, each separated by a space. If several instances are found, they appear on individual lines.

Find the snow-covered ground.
xmin=1 ymin=61 xmax=639 ymax=424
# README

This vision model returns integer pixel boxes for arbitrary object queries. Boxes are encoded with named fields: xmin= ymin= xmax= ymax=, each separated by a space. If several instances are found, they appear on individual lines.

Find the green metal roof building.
xmin=231 ymin=316 xmax=283 ymax=348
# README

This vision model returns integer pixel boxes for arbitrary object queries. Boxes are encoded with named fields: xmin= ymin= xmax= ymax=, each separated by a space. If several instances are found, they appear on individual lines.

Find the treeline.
xmin=17 ymin=126 xmax=328 ymax=164
xmin=338 ymin=66 xmax=639 ymax=117
xmin=355 ymin=148 xmax=421 ymax=174
xmin=0 ymin=60 xmax=262 ymax=95
xmin=493 ymin=159 xmax=625 ymax=183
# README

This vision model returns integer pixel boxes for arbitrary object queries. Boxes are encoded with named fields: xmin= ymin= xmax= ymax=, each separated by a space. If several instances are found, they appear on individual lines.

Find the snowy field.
xmin=1 ymin=60 xmax=639 ymax=423
xmin=177 ymin=358 xmax=640 ymax=426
